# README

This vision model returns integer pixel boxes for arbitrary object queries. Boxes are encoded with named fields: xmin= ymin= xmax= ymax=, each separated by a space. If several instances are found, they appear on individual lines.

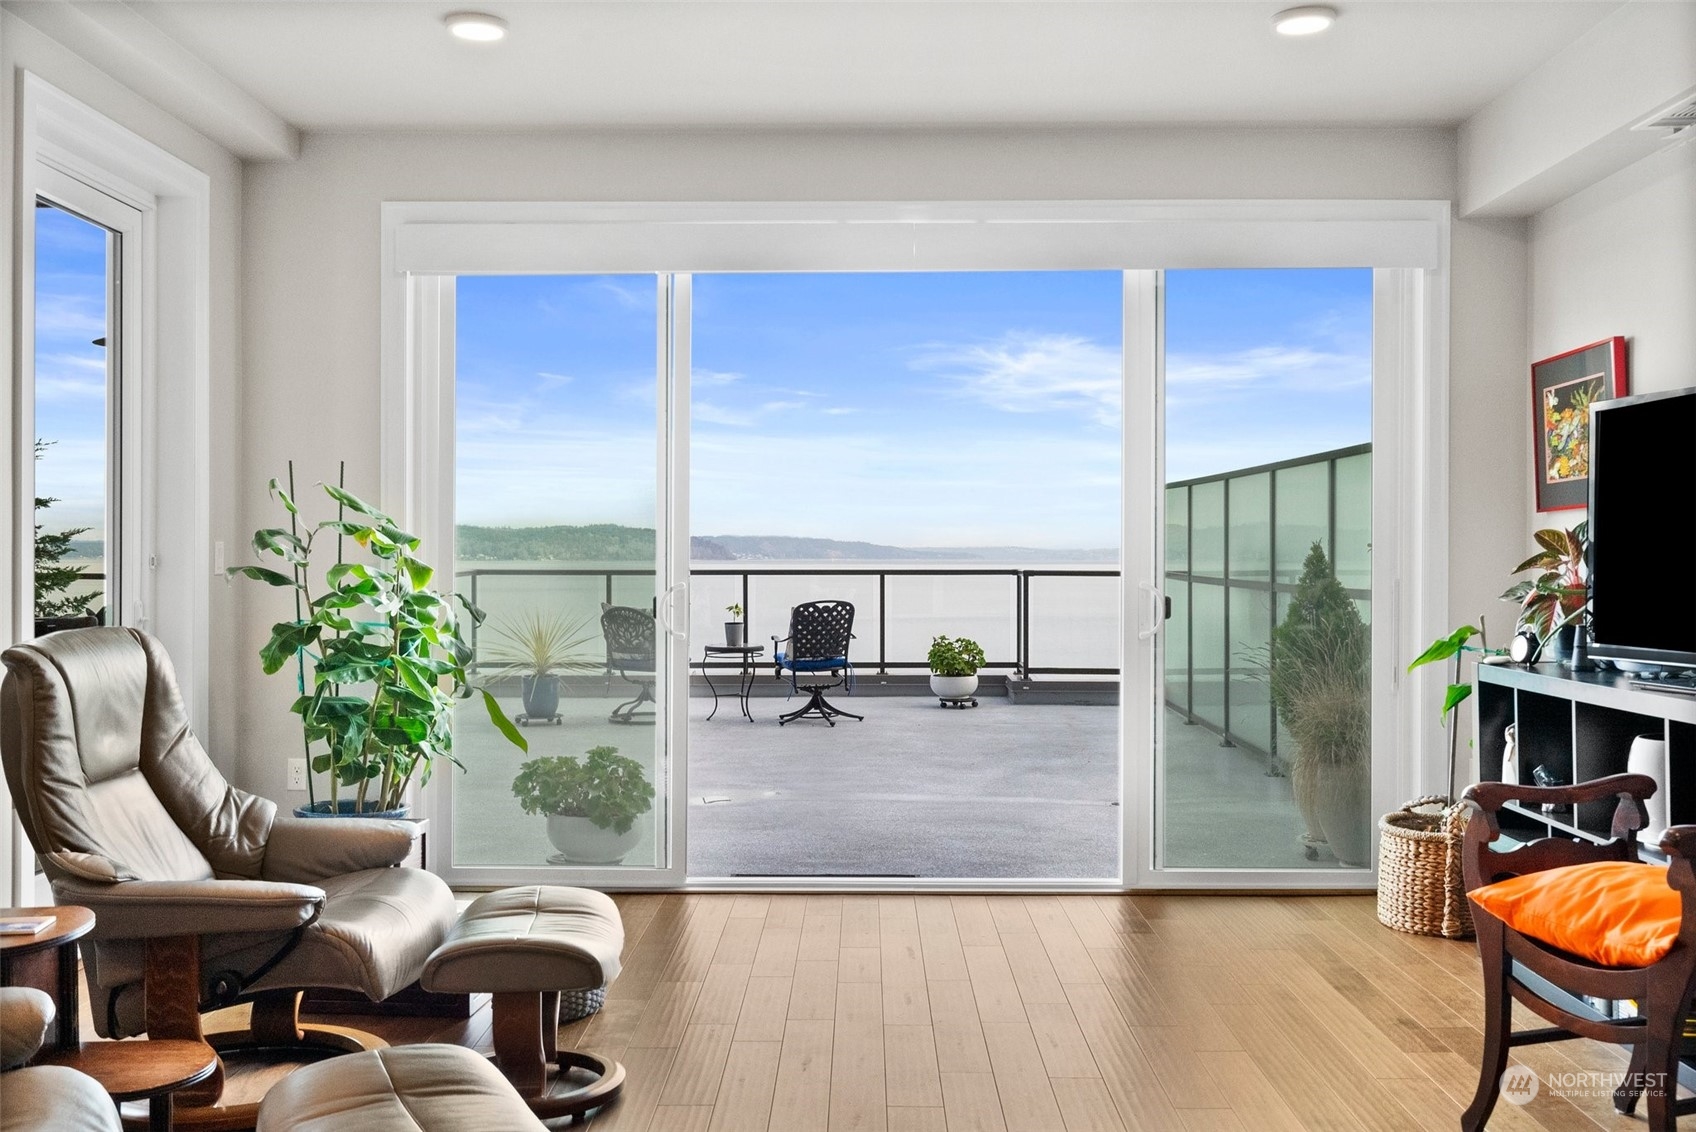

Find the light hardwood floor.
xmin=192 ymin=893 xmax=1661 ymax=1130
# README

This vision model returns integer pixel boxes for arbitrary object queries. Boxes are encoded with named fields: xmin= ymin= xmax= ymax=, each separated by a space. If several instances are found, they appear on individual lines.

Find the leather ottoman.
xmin=420 ymin=885 xmax=625 ymax=1119
xmin=255 ymin=1045 xmax=543 ymax=1132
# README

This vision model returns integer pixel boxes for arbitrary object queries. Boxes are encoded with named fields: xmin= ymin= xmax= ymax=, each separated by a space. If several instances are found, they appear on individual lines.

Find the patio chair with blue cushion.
xmin=600 ymin=604 xmax=656 ymax=725
xmin=772 ymin=600 xmax=862 ymax=727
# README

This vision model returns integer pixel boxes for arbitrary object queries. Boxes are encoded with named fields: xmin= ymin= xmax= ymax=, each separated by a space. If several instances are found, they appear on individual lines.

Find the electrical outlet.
xmin=288 ymin=758 xmax=307 ymax=792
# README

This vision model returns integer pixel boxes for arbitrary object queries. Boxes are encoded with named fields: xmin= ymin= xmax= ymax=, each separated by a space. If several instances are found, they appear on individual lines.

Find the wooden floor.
xmin=163 ymin=893 xmax=1665 ymax=1130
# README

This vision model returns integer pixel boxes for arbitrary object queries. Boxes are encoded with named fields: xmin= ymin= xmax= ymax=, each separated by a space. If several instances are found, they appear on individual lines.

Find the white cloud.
xmin=693 ymin=399 xmax=807 ymax=428
xmin=692 ymin=369 xmax=744 ymax=387
xmin=33 ymin=294 xmax=106 ymax=339
xmin=34 ymin=354 xmax=107 ymax=401
xmin=535 ymin=371 xmax=572 ymax=388
xmin=912 ymin=333 xmax=1121 ymax=426
xmin=1166 ymin=344 xmax=1369 ymax=403
xmin=823 ymin=407 xmax=858 ymax=416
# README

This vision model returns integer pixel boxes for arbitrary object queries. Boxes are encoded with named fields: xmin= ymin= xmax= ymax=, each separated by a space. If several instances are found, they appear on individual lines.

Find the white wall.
xmin=0 ymin=13 xmax=243 ymax=902
xmin=236 ymin=124 xmax=1522 ymax=804
xmin=1530 ymin=140 xmax=1696 ymax=403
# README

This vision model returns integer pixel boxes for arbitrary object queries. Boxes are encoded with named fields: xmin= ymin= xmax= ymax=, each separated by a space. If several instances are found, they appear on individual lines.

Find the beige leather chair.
xmin=0 ymin=628 xmax=458 ymax=1129
xmin=0 ymin=987 xmax=121 ymax=1132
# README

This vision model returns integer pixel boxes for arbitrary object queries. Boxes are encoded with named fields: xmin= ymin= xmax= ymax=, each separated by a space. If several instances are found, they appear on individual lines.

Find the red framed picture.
xmin=1532 ymin=336 xmax=1628 ymax=512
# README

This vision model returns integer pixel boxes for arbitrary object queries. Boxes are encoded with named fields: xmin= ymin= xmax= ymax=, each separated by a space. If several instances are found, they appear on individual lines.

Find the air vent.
xmin=1633 ymin=92 xmax=1696 ymax=136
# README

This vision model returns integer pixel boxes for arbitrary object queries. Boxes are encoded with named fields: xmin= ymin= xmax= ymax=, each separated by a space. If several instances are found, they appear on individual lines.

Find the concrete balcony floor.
xmin=449 ymin=683 xmax=1349 ymax=878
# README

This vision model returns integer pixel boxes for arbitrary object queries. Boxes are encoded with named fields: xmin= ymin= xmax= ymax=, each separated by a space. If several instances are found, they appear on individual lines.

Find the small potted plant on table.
xmin=928 ymin=635 xmax=986 ymax=708
xmin=512 ymin=745 xmax=656 ymax=864
xmin=725 ymin=603 xmax=745 ymax=648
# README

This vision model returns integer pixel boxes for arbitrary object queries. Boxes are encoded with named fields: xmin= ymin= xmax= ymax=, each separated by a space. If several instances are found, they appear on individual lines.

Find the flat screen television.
xmin=1588 ymin=386 xmax=1696 ymax=669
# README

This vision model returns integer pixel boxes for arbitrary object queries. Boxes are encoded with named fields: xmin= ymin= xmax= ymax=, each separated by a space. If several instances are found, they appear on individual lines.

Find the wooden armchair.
xmin=1460 ymin=773 xmax=1696 ymax=1132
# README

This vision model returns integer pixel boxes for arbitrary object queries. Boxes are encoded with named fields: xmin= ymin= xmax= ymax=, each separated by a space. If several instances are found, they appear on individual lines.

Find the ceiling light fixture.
xmin=445 ymin=11 xmax=507 ymax=42
xmin=1272 ymin=5 xmax=1337 ymax=35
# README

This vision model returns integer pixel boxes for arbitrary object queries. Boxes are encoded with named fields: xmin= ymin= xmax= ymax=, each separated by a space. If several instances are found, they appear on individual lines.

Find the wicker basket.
xmin=1377 ymin=795 xmax=1474 ymax=938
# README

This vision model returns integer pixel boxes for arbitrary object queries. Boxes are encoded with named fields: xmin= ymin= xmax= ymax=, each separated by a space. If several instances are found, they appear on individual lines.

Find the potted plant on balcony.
xmin=479 ymin=611 xmax=600 ymax=725
xmin=1272 ymin=543 xmax=1371 ymax=865
xmin=512 ymin=745 xmax=655 ymax=864
xmin=229 ymin=471 xmax=526 ymax=817
xmin=928 ymin=634 xmax=986 ymax=708
xmin=725 ymin=603 xmax=745 ymax=648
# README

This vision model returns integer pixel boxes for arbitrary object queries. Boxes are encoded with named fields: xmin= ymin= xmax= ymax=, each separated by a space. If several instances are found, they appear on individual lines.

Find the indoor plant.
xmin=511 ymin=745 xmax=655 ymax=864
xmin=725 ymin=602 xmax=745 ymax=648
xmin=1271 ymin=544 xmax=1371 ymax=865
xmin=230 ymin=472 xmax=526 ymax=816
xmin=928 ymin=634 xmax=986 ymax=703
xmin=478 ymin=611 xmax=600 ymax=724
xmin=1501 ymin=520 xmax=1589 ymax=660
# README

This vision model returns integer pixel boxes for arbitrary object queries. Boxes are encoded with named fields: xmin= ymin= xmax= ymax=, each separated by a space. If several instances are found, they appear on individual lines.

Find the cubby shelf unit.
xmin=1476 ymin=662 xmax=1696 ymax=851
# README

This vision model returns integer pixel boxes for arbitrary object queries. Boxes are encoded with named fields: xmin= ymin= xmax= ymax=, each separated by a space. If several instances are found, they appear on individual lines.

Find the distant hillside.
xmin=458 ymin=524 xmax=733 ymax=561
xmin=458 ymin=523 xmax=1111 ymax=564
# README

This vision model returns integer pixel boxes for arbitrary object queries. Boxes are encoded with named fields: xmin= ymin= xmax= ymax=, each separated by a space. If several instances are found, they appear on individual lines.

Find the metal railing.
xmin=457 ymin=565 xmax=1121 ymax=679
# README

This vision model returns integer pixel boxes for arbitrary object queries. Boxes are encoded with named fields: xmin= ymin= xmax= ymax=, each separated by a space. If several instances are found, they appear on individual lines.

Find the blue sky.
xmin=452 ymin=268 xmax=1372 ymax=550
xmin=32 ymin=205 xmax=110 ymax=539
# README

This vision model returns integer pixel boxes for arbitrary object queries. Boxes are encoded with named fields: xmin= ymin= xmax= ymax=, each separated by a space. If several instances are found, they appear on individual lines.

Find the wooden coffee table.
xmin=0 ymin=904 xmax=96 ymax=1050
xmin=41 ymin=1039 xmax=219 ymax=1132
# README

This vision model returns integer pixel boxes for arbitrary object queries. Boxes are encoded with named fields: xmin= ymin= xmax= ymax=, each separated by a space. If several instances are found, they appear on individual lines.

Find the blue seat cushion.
xmin=776 ymin=653 xmax=846 ymax=672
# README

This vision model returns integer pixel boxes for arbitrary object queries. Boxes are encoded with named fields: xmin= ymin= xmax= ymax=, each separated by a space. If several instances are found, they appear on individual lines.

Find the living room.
xmin=3 ymin=2 xmax=1696 ymax=1129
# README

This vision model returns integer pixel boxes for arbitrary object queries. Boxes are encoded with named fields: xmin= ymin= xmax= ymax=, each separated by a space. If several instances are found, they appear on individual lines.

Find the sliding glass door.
xmin=438 ymin=274 xmax=687 ymax=887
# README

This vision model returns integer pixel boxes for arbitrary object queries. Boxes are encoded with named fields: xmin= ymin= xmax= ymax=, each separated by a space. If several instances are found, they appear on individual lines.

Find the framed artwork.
xmin=1532 ymin=336 xmax=1628 ymax=512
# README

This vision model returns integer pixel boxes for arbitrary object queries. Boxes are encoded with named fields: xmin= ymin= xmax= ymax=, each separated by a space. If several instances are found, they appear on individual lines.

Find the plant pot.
xmin=294 ymin=799 xmax=411 ymax=819
xmin=521 ymin=674 xmax=561 ymax=719
xmin=1312 ymin=766 xmax=1371 ymax=867
xmin=930 ymin=673 xmax=979 ymax=701
xmin=1289 ymin=759 xmax=1329 ymax=853
xmin=725 ymin=622 xmax=745 ymax=648
xmin=1548 ymin=624 xmax=1576 ymax=664
xmin=546 ymin=814 xmax=642 ymax=864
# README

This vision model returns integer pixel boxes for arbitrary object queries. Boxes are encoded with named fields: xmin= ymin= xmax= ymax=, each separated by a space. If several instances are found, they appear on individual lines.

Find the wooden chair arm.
xmin=1464 ymin=772 xmax=1656 ymax=812
xmin=1659 ymin=826 xmax=1696 ymax=860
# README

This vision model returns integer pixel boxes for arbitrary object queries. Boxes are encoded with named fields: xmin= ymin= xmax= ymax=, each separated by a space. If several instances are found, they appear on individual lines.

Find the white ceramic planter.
xmin=930 ymin=673 xmax=979 ymax=701
xmin=546 ymin=815 xmax=642 ymax=864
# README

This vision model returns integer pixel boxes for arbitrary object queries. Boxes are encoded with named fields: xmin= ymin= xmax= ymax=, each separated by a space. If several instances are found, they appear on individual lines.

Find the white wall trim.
xmin=9 ymin=74 xmax=212 ymax=902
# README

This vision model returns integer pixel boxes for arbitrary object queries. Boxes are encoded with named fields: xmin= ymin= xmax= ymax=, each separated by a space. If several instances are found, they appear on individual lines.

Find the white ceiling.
xmin=105 ymin=1 xmax=1621 ymax=132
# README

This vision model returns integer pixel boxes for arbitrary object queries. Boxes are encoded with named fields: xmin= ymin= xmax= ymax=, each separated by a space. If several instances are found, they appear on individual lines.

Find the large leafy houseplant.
xmin=511 ymin=745 xmax=654 ymax=834
xmin=230 ymin=476 xmax=525 ymax=814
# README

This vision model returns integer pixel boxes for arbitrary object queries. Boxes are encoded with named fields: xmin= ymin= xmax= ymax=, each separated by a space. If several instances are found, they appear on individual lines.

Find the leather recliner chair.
xmin=0 ymin=628 xmax=458 ymax=1128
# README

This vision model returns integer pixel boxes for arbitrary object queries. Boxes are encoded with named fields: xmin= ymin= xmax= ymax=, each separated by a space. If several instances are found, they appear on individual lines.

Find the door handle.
xmin=1137 ymin=582 xmax=1164 ymax=641
xmin=658 ymin=582 xmax=688 ymax=640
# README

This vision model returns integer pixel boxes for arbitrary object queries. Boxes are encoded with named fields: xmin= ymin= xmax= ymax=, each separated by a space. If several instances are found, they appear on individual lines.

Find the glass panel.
xmin=1164 ymin=581 xmax=1190 ymax=715
xmin=33 ymin=203 xmax=114 ymax=632
xmin=452 ymin=274 xmax=666 ymax=871
xmin=1165 ymin=486 xmax=1189 ymax=575
xmin=1227 ymin=473 xmax=1270 ymax=581
xmin=1274 ymin=461 xmax=1329 ymax=584
xmin=1334 ymin=452 xmax=1373 ymax=593
xmin=688 ymin=271 xmax=1122 ymax=880
xmin=1161 ymin=268 xmax=1373 ymax=871
xmin=1227 ymin=585 xmax=1274 ymax=754
xmin=1190 ymin=480 xmax=1225 ymax=577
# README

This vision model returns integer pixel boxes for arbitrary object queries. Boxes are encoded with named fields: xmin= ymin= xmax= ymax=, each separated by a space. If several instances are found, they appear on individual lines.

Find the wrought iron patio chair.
xmin=600 ymin=605 xmax=656 ymax=725
xmin=772 ymin=600 xmax=861 ymax=726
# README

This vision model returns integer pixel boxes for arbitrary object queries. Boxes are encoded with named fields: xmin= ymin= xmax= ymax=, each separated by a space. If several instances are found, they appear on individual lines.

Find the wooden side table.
xmin=0 ymin=904 xmax=95 ymax=1051
xmin=41 ymin=1039 xmax=219 ymax=1132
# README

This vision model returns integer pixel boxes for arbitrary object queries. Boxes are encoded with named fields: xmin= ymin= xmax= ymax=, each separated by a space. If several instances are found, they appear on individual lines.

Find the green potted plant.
xmin=1501 ymin=521 xmax=1588 ymax=663
xmin=725 ymin=602 xmax=745 ymax=648
xmin=1272 ymin=543 xmax=1371 ymax=865
xmin=229 ymin=473 xmax=526 ymax=816
xmin=479 ymin=611 xmax=600 ymax=724
xmin=928 ymin=635 xmax=986 ymax=706
xmin=511 ymin=745 xmax=655 ymax=864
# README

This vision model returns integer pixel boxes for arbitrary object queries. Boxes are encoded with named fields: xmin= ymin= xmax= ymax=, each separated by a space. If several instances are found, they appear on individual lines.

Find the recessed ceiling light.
xmin=445 ymin=11 xmax=507 ymax=42
xmin=1272 ymin=5 xmax=1337 ymax=35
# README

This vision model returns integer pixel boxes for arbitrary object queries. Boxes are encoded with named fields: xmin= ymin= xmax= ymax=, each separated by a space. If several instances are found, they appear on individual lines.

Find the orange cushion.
xmin=1469 ymin=861 xmax=1682 ymax=968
